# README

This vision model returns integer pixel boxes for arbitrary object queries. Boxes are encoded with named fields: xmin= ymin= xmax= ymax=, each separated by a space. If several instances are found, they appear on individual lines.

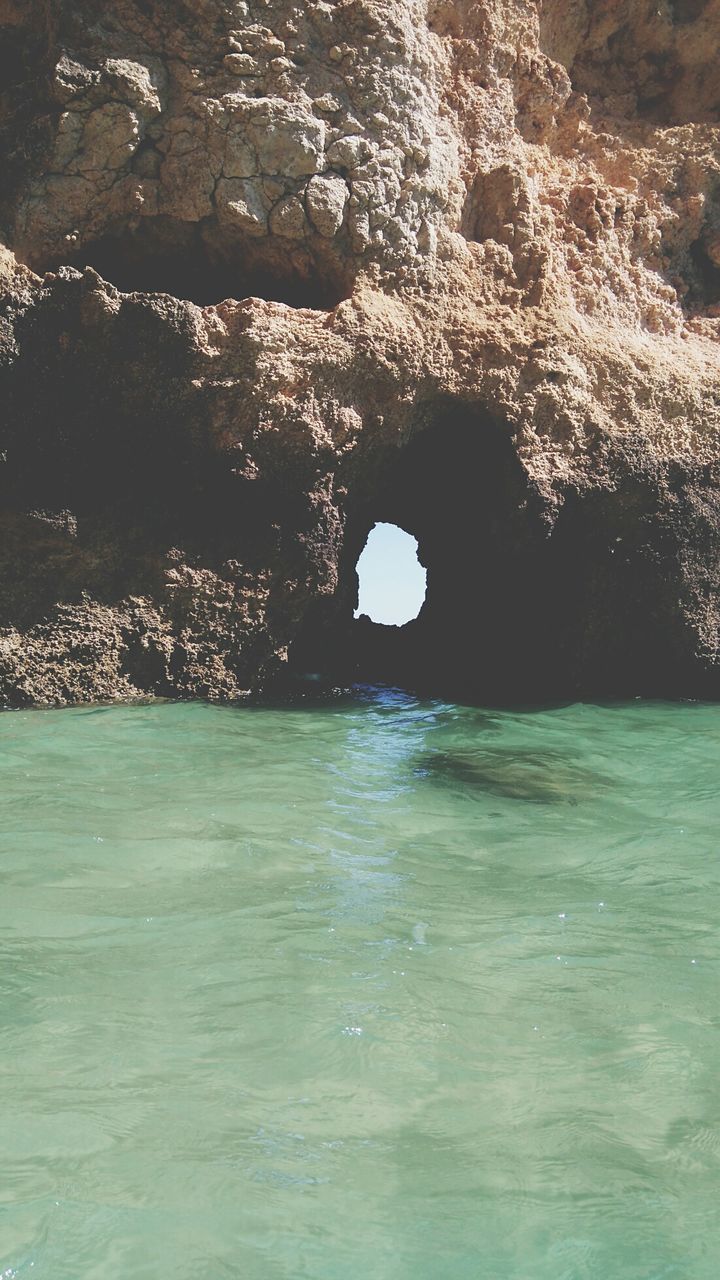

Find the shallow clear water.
xmin=1 ymin=688 xmax=719 ymax=1279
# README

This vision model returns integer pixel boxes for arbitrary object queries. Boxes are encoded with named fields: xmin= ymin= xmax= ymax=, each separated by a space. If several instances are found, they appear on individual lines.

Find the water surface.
xmin=1 ymin=689 xmax=719 ymax=1278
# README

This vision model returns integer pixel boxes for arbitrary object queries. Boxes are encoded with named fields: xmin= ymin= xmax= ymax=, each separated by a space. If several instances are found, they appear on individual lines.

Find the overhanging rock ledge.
xmin=2 ymin=0 xmax=720 ymax=706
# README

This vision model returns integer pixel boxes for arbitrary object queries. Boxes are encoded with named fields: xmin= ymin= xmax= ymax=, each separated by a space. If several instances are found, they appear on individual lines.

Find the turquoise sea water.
xmin=1 ymin=688 xmax=719 ymax=1279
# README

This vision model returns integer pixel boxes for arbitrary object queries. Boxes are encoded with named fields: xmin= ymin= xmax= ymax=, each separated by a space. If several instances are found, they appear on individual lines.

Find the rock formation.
xmin=1 ymin=0 xmax=720 ymax=706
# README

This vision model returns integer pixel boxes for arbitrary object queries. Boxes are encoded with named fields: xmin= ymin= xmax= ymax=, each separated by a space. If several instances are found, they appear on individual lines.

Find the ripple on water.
xmin=1 ymin=690 xmax=720 ymax=1279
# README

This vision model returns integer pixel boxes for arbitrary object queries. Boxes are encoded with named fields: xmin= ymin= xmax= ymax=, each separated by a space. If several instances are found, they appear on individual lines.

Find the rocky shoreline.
xmin=2 ymin=0 xmax=720 ymax=707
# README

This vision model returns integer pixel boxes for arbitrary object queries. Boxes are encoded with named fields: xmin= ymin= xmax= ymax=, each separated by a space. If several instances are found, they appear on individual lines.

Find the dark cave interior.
xmin=27 ymin=217 xmax=354 ymax=310
xmin=687 ymin=235 xmax=720 ymax=311
xmin=290 ymin=409 xmax=553 ymax=703
xmin=289 ymin=404 xmax=716 ymax=703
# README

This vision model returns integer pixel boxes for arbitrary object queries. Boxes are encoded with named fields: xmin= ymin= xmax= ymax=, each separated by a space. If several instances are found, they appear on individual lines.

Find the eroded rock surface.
xmin=1 ymin=0 xmax=720 ymax=705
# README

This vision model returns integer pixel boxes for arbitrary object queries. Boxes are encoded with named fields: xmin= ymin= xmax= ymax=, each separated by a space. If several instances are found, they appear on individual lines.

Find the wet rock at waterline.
xmin=2 ymin=0 xmax=720 ymax=707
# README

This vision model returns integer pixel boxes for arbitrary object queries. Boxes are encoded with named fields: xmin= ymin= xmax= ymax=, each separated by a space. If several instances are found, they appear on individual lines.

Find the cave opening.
xmin=687 ymin=235 xmax=720 ymax=310
xmin=289 ymin=406 xmax=561 ymax=704
xmin=29 ymin=217 xmax=354 ymax=310
xmin=288 ymin=401 xmax=695 ymax=704
xmin=354 ymin=522 xmax=427 ymax=626
xmin=345 ymin=412 xmax=546 ymax=701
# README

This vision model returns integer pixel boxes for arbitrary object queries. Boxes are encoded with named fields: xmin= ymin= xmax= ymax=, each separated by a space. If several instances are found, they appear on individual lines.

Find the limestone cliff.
xmin=1 ymin=0 xmax=720 ymax=705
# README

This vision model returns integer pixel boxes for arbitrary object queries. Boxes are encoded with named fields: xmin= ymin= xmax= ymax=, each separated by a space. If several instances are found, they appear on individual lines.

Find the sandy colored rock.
xmin=305 ymin=175 xmax=349 ymax=238
xmin=1 ymin=0 xmax=720 ymax=706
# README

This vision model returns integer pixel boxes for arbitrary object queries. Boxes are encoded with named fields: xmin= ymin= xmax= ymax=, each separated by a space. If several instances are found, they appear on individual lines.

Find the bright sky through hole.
xmin=354 ymin=522 xmax=427 ymax=626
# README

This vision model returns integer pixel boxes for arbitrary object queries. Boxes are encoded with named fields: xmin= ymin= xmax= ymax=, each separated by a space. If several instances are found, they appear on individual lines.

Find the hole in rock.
xmin=32 ymin=217 xmax=353 ymax=309
xmin=354 ymin=523 xmax=427 ymax=626
xmin=687 ymin=236 xmax=720 ymax=309
xmin=289 ymin=408 xmax=553 ymax=703
xmin=290 ymin=405 xmax=714 ymax=703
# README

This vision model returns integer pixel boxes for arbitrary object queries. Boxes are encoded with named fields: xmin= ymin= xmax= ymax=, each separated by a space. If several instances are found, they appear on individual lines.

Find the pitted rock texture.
xmin=1 ymin=0 xmax=720 ymax=705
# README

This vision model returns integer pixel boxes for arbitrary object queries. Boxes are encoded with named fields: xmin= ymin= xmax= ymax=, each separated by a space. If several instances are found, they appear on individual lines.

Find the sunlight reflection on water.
xmin=1 ymin=689 xmax=719 ymax=1278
